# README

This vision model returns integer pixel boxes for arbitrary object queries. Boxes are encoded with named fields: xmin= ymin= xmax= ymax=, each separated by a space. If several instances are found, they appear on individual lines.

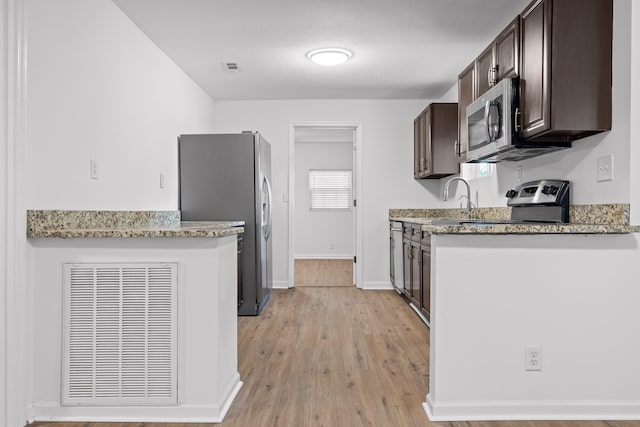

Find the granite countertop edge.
xmin=26 ymin=210 xmax=246 ymax=239
xmin=27 ymin=220 xmax=245 ymax=239
xmin=390 ymin=216 xmax=640 ymax=235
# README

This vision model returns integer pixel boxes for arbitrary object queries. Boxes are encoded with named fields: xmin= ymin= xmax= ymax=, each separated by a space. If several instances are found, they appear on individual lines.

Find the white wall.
xmin=294 ymin=141 xmax=354 ymax=258
xmin=1 ymin=0 xmax=9 ymax=423
xmin=2 ymin=1 xmax=28 ymax=426
xmin=210 ymin=99 xmax=439 ymax=288
xmin=630 ymin=0 xmax=640 ymax=224
xmin=443 ymin=0 xmax=632 ymax=209
xmin=25 ymin=0 xmax=218 ymax=211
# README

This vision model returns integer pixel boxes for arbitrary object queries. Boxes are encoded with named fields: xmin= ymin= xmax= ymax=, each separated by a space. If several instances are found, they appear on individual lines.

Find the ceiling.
xmin=113 ymin=0 xmax=531 ymax=101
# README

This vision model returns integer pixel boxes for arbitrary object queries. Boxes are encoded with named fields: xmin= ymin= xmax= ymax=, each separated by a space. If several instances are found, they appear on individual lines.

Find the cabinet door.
xmin=519 ymin=0 xmax=551 ymax=139
xmin=457 ymin=62 xmax=474 ymax=163
xmin=422 ymin=107 xmax=433 ymax=177
xmin=403 ymin=239 xmax=412 ymax=295
xmin=413 ymin=116 xmax=421 ymax=178
xmin=475 ymin=43 xmax=494 ymax=97
xmin=410 ymin=241 xmax=421 ymax=305
xmin=495 ymin=17 xmax=520 ymax=82
xmin=420 ymin=245 xmax=430 ymax=321
xmin=414 ymin=110 xmax=428 ymax=178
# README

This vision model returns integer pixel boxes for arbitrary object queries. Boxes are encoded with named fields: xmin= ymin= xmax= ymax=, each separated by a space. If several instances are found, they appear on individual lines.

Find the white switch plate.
xmin=90 ymin=159 xmax=98 ymax=179
xmin=517 ymin=165 xmax=523 ymax=183
xmin=597 ymin=155 xmax=613 ymax=182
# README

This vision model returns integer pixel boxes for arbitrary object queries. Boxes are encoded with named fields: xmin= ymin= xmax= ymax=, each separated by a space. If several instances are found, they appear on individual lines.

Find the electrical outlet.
xmin=525 ymin=345 xmax=542 ymax=371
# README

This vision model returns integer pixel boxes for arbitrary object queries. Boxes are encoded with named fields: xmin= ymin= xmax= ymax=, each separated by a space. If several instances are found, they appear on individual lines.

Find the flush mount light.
xmin=306 ymin=48 xmax=353 ymax=66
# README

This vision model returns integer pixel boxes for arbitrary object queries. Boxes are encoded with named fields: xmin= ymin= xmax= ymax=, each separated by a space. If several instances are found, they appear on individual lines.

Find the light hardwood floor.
xmin=31 ymin=288 xmax=640 ymax=427
xmin=294 ymin=258 xmax=354 ymax=287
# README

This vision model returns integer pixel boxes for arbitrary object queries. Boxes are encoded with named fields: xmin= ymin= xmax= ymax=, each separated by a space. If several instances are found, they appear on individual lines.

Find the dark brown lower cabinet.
xmin=401 ymin=222 xmax=431 ymax=324
xmin=402 ymin=238 xmax=412 ymax=297
xmin=410 ymin=241 xmax=421 ymax=306
xmin=420 ymin=233 xmax=431 ymax=321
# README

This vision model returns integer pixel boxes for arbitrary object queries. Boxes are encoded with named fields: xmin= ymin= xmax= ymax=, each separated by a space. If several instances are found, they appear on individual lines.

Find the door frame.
xmin=287 ymin=122 xmax=363 ymax=289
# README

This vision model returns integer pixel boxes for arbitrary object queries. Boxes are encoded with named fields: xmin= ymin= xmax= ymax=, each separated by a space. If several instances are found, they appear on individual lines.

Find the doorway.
xmin=288 ymin=123 xmax=362 ymax=288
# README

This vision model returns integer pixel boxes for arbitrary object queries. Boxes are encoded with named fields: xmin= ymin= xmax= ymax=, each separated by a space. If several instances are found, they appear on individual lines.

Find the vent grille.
xmin=224 ymin=62 xmax=240 ymax=72
xmin=63 ymin=263 xmax=178 ymax=406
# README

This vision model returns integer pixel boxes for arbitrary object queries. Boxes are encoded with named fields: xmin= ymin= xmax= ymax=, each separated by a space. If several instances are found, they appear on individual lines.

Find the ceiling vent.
xmin=223 ymin=62 xmax=240 ymax=72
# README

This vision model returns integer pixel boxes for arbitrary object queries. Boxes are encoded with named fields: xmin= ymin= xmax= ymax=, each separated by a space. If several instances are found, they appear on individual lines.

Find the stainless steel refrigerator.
xmin=178 ymin=132 xmax=273 ymax=316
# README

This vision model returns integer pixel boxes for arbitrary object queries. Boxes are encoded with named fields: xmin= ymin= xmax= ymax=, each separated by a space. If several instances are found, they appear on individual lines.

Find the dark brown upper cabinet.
xmin=475 ymin=44 xmax=494 ymax=98
xmin=456 ymin=18 xmax=519 ymax=163
xmin=456 ymin=62 xmax=475 ymax=163
xmin=475 ymin=17 xmax=520 ymax=98
xmin=414 ymin=103 xmax=458 ymax=179
xmin=519 ymin=0 xmax=612 ymax=141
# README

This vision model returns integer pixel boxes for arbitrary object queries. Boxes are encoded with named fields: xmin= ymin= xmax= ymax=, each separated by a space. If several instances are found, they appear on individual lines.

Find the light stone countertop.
xmin=390 ymin=204 xmax=640 ymax=235
xmin=26 ymin=210 xmax=244 ymax=238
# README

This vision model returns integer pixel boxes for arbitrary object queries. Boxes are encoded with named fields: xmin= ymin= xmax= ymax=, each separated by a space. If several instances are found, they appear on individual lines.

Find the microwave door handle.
xmin=483 ymin=100 xmax=492 ymax=143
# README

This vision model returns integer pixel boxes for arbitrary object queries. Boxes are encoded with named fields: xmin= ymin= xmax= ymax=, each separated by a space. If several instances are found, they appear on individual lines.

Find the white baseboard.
xmin=293 ymin=255 xmax=353 ymax=260
xmin=272 ymin=280 xmax=290 ymax=289
xmin=28 ymin=376 xmax=243 ymax=424
xmin=361 ymin=281 xmax=393 ymax=290
xmin=424 ymin=393 xmax=640 ymax=421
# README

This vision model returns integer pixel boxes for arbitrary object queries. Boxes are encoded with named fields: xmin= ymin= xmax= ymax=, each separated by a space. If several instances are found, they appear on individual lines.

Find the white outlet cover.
xmin=597 ymin=155 xmax=613 ymax=182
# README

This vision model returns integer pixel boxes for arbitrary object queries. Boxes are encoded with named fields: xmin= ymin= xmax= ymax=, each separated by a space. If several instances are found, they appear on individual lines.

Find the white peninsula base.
xmin=27 ymin=236 xmax=242 ymax=423
xmin=425 ymin=233 xmax=640 ymax=421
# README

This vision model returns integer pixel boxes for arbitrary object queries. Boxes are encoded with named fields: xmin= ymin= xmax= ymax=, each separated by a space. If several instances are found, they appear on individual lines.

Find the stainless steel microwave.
xmin=466 ymin=78 xmax=570 ymax=162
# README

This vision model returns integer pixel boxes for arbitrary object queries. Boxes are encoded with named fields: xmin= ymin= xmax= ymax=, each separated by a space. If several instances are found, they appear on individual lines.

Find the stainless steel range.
xmin=506 ymin=179 xmax=570 ymax=223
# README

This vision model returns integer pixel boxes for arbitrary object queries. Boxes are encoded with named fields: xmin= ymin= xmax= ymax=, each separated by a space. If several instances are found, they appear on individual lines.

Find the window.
xmin=308 ymin=169 xmax=352 ymax=211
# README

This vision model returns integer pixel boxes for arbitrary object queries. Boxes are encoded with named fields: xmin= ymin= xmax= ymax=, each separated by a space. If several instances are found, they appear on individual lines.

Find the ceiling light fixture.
xmin=306 ymin=48 xmax=353 ymax=66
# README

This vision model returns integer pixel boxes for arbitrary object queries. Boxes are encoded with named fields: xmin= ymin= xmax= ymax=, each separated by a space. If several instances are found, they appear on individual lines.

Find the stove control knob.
xmin=505 ymin=189 xmax=517 ymax=198
xmin=541 ymin=185 xmax=559 ymax=195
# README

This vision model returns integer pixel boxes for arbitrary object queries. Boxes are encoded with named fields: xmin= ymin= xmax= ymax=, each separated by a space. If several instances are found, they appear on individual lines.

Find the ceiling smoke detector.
xmin=306 ymin=48 xmax=353 ymax=66
xmin=223 ymin=62 xmax=240 ymax=72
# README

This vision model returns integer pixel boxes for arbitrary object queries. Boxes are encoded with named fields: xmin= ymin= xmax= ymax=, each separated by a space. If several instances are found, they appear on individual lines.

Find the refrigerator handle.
xmin=263 ymin=176 xmax=273 ymax=241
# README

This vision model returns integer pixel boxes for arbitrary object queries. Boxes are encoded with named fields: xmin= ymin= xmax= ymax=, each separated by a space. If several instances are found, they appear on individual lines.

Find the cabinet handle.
xmin=514 ymin=107 xmax=522 ymax=132
xmin=453 ymin=139 xmax=460 ymax=157
xmin=487 ymin=66 xmax=498 ymax=87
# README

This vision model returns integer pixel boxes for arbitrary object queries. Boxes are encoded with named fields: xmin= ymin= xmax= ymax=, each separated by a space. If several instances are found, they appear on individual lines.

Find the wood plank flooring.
xmin=294 ymin=259 xmax=353 ymax=287
xmin=30 ymin=288 xmax=640 ymax=427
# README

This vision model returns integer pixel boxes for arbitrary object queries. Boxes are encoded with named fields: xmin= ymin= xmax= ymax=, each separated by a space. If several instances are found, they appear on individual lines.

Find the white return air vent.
xmin=62 ymin=263 xmax=178 ymax=406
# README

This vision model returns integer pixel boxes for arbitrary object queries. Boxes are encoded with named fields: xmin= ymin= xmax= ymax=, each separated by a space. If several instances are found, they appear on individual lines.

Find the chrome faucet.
xmin=443 ymin=177 xmax=474 ymax=218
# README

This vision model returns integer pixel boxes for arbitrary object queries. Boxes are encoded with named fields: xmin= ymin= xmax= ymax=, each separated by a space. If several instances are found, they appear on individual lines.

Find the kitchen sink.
xmin=431 ymin=218 xmax=523 ymax=226
xmin=431 ymin=218 xmax=558 ymax=226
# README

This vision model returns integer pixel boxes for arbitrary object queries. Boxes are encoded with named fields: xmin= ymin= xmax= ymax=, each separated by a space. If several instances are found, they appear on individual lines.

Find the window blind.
xmin=308 ymin=169 xmax=352 ymax=210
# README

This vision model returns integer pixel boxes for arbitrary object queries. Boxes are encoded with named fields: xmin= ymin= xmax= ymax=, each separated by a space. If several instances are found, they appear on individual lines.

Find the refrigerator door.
xmin=178 ymin=133 xmax=272 ymax=315
xmin=257 ymin=136 xmax=273 ymax=306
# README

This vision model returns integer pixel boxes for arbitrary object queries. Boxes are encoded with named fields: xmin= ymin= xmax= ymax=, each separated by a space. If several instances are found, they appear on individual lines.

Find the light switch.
xmin=597 ymin=155 xmax=613 ymax=182
xmin=90 ymin=159 xmax=98 ymax=179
